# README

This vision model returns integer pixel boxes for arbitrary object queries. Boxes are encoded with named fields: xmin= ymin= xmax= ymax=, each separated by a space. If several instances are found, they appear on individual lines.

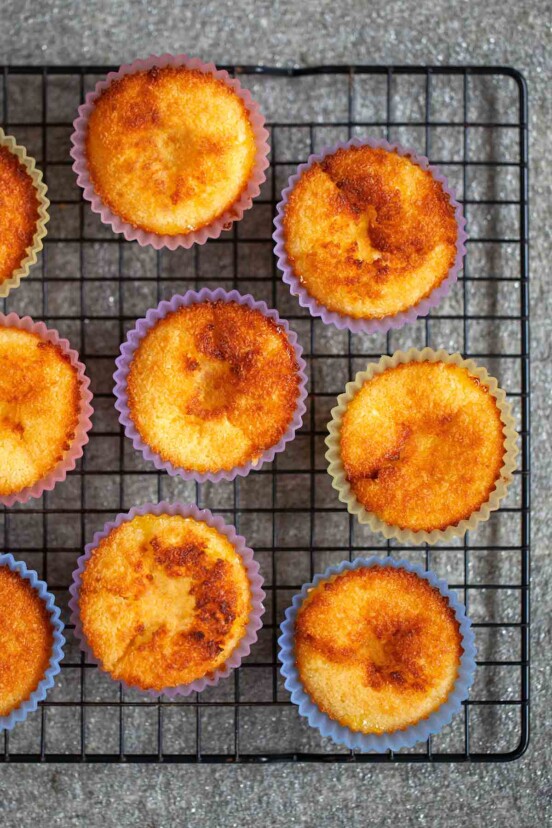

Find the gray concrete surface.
xmin=0 ymin=1 xmax=550 ymax=826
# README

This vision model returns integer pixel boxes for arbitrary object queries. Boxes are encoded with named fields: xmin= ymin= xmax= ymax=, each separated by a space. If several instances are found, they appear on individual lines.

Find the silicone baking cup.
xmin=273 ymin=136 xmax=467 ymax=334
xmin=70 ymin=54 xmax=270 ymax=249
xmin=0 ymin=313 xmax=94 ymax=507
xmin=0 ymin=128 xmax=49 ymax=299
xmin=68 ymin=501 xmax=265 ymax=697
xmin=278 ymin=556 xmax=476 ymax=753
xmin=326 ymin=348 xmax=519 ymax=545
xmin=113 ymin=288 xmax=308 ymax=483
xmin=0 ymin=553 xmax=65 ymax=733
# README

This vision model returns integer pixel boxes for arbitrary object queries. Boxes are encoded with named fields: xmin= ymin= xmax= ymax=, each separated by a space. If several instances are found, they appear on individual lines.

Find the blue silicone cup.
xmin=0 ymin=553 xmax=65 ymax=732
xmin=278 ymin=556 xmax=477 ymax=753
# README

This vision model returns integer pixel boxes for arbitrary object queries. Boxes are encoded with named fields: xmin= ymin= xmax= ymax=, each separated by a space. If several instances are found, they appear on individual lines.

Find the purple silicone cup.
xmin=0 ymin=553 xmax=65 ymax=732
xmin=278 ymin=556 xmax=476 ymax=753
xmin=70 ymin=54 xmax=270 ymax=250
xmin=68 ymin=501 xmax=265 ymax=698
xmin=113 ymin=288 xmax=308 ymax=483
xmin=273 ymin=136 xmax=468 ymax=334
xmin=0 ymin=312 xmax=94 ymax=507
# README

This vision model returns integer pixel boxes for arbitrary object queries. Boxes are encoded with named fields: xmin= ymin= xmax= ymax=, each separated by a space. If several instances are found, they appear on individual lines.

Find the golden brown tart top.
xmin=283 ymin=145 xmax=458 ymax=319
xmin=0 ymin=145 xmax=40 ymax=285
xmin=295 ymin=566 xmax=462 ymax=734
xmin=127 ymin=301 xmax=301 ymax=474
xmin=0 ymin=566 xmax=54 ymax=717
xmin=79 ymin=513 xmax=252 ymax=691
xmin=85 ymin=66 xmax=257 ymax=235
xmin=0 ymin=327 xmax=81 ymax=497
xmin=340 ymin=361 xmax=505 ymax=532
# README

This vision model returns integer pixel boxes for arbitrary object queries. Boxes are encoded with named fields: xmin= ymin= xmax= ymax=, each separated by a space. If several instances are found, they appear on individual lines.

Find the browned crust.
xmin=295 ymin=566 xmax=462 ymax=723
xmin=0 ymin=146 xmax=40 ymax=284
xmin=0 ymin=329 xmax=81 ymax=496
xmin=0 ymin=567 xmax=53 ymax=716
xmin=127 ymin=301 xmax=301 ymax=472
xmin=283 ymin=145 xmax=458 ymax=318
xmin=85 ymin=66 xmax=256 ymax=235
xmin=79 ymin=517 xmax=251 ymax=690
xmin=340 ymin=361 xmax=505 ymax=532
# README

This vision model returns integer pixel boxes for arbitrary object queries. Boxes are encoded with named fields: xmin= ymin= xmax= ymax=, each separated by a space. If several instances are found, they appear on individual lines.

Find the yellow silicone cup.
xmin=0 ymin=128 xmax=50 ymax=299
xmin=325 ymin=347 xmax=519 ymax=545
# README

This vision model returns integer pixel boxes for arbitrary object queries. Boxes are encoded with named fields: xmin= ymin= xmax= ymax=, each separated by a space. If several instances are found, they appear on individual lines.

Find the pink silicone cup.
xmin=273 ymin=136 xmax=468 ymax=334
xmin=70 ymin=54 xmax=270 ymax=250
xmin=68 ymin=501 xmax=266 ymax=698
xmin=113 ymin=288 xmax=308 ymax=483
xmin=0 ymin=313 xmax=93 ymax=507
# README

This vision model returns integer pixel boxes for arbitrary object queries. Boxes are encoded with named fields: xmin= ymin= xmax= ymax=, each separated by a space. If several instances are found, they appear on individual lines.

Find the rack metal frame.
xmin=0 ymin=64 xmax=530 ymax=763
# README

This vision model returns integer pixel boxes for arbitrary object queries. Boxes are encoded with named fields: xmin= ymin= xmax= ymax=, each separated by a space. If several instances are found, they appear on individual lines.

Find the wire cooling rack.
xmin=0 ymin=65 xmax=529 ymax=763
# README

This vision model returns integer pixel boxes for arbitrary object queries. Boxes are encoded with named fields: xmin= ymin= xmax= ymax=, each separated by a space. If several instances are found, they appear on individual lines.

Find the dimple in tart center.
xmin=182 ymin=320 xmax=258 ymax=420
xmin=186 ymin=361 xmax=237 ymax=419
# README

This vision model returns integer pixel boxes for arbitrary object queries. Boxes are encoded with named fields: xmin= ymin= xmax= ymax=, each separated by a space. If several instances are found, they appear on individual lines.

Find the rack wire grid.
xmin=0 ymin=64 xmax=529 ymax=764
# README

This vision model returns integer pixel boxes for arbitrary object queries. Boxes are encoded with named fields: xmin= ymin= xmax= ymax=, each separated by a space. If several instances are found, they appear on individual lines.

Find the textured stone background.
xmin=0 ymin=1 xmax=550 ymax=826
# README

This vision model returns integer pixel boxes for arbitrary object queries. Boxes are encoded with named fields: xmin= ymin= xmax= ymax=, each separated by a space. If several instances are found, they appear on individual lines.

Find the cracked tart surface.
xmin=79 ymin=513 xmax=252 ymax=691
